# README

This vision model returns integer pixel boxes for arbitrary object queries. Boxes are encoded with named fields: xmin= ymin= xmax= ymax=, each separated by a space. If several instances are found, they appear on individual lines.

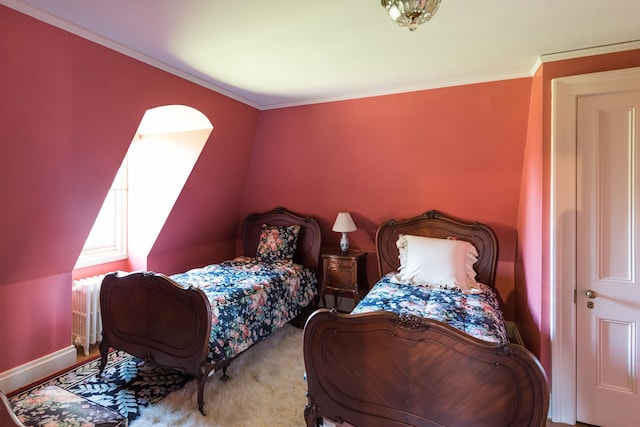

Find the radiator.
xmin=72 ymin=275 xmax=104 ymax=356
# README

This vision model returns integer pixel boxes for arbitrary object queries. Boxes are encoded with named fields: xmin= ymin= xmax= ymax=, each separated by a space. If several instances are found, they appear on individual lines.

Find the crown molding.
xmin=4 ymin=0 xmax=640 ymax=111
xmin=262 ymin=69 xmax=534 ymax=110
xmin=540 ymin=40 xmax=640 ymax=64
xmin=0 ymin=0 xmax=261 ymax=109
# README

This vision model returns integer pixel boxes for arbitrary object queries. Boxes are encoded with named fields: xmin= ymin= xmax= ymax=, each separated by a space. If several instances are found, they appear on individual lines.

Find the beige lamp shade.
xmin=332 ymin=212 xmax=357 ymax=232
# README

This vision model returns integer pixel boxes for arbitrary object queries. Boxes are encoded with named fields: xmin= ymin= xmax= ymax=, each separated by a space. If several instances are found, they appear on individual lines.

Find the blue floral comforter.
xmin=171 ymin=256 xmax=317 ymax=362
xmin=351 ymin=274 xmax=508 ymax=343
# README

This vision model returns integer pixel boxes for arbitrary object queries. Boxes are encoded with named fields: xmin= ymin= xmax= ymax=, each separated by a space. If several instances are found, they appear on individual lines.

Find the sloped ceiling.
xmin=3 ymin=0 xmax=640 ymax=109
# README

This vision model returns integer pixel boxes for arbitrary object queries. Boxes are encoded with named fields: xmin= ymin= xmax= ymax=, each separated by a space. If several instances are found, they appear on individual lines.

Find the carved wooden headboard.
xmin=375 ymin=210 xmax=498 ymax=287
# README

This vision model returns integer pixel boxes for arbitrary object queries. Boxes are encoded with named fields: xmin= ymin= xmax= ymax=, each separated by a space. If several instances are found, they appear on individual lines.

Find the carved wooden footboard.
xmin=303 ymin=210 xmax=549 ymax=426
xmin=303 ymin=309 xmax=549 ymax=427
xmin=98 ymin=271 xmax=221 ymax=414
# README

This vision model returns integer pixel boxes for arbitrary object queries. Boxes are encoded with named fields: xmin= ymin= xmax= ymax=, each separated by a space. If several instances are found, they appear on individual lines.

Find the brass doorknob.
xmin=585 ymin=290 xmax=597 ymax=299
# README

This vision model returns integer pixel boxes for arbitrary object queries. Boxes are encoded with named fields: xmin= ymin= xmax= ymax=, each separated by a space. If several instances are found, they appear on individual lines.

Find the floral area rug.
xmin=9 ymin=350 xmax=191 ymax=424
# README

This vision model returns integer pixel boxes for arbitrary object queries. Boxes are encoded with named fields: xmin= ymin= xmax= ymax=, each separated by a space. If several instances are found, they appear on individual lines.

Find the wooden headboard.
xmin=375 ymin=210 xmax=498 ymax=287
xmin=242 ymin=206 xmax=322 ymax=272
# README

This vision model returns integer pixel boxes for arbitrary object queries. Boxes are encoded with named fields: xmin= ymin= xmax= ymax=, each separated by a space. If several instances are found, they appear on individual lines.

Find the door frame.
xmin=551 ymin=66 xmax=640 ymax=424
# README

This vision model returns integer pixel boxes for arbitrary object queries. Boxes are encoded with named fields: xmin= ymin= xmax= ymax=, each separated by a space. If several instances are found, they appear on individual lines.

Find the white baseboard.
xmin=0 ymin=345 xmax=76 ymax=394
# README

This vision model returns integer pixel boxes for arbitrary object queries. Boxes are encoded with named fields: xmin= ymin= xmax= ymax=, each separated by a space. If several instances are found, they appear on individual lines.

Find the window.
xmin=74 ymin=105 xmax=212 ymax=271
xmin=74 ymin=157 xmax=128 ymax=268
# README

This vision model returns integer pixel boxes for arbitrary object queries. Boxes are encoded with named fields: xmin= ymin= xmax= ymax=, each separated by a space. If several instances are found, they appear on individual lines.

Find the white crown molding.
xmin=0 ymin=0 xmax=548 ymax=111
xmin=529 ymin=57 xmax=543 ymax=77
xmin=0 ymin=0 xmax=261 ymax=110
xmin=3 ymin=0 xmax=639 ymax=111
xmin=0 ymin=345 xmax=76 ymax=394
xmin=261 ymin=41 xmax=640 ymax=110
xmin=540 ymin=40 xmax=640 ymax=64
xmin=263 ymin=69 xmax=534 ymax=110
xmin=528 ymin=40 xmax=640 ymax=77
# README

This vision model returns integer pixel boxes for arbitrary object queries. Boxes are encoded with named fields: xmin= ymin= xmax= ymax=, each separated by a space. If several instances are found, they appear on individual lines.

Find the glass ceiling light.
xmin=381 ymin=0 xmax=442 ymax=31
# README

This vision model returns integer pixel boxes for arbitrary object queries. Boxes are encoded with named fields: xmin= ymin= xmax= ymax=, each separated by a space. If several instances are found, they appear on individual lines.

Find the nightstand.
xmin=320 ymin=249 xmax=368 ymax=311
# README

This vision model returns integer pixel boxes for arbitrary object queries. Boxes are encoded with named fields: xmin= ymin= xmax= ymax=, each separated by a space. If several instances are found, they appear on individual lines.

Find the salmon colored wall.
xmin=240 ymin=79 xmax=533 ymax=320
xmin=5 ymin=0 xmax=638 ymax=389
xmin=0 ymin=6 xmax=259 ymax=373
xmin=516 ymin=67 xmax=544 ymax=360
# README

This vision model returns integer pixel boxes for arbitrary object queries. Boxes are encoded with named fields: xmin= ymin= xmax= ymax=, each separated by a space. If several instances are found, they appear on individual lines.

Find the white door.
xmin=576 ymin=90 xmax=640 ymax=427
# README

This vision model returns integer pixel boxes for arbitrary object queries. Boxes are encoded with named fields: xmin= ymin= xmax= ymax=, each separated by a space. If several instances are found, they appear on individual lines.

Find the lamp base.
xmin=340 ymin=233 xmax=350 ymax=252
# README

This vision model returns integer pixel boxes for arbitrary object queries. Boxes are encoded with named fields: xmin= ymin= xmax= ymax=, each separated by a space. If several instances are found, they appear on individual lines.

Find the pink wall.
xmin=0 ymin=6 xmax=259 ymax=372
xmin=516 ymin=68 xmax=544 ymax=360
xmin=240 ymin=79 xmax=533 ymax=319
xmin=5 ymin=1 xmax=639 ymax=388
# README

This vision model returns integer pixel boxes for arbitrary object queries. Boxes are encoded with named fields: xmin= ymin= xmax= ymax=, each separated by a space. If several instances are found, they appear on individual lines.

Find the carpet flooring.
xmin=130 ymin=324 xmax=307 ymax=426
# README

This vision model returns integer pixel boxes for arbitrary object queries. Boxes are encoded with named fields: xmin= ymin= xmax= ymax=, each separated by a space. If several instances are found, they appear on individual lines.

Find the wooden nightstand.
xmin=321 ymin=249 xmax=368 ymax=311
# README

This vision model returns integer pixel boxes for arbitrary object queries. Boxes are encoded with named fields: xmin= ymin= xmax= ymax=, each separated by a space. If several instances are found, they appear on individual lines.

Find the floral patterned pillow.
xmin=256 ymin=224 xmax=300 ymax=263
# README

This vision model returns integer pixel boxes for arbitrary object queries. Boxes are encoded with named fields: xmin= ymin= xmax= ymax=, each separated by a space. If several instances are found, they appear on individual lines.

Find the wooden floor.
xmin=75 ymin=343 xmax=100 ymax=364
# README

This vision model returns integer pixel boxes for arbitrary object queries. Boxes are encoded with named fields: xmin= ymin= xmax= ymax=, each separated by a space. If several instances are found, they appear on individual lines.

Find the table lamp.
xmin=332 ymin=212 xmax=357 ymax=252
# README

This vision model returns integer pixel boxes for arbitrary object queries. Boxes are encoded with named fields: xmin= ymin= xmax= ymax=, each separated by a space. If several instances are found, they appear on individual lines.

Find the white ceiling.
xmin=4 ymin=0 xmax=640 ymax=109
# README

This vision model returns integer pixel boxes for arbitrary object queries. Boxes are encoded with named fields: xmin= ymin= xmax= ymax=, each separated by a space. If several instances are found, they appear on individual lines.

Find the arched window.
xmin=75 ymin=105 xmax=213 ymax=270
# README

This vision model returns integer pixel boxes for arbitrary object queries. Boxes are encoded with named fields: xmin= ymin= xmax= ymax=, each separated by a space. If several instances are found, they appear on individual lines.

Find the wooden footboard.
xmin=303 ymin=309 xmax=549 ymax=427
xmin=97 ymin=208 xmax=322 ymax=415
xmin=98 ymin=271 xmax=217 ymax=414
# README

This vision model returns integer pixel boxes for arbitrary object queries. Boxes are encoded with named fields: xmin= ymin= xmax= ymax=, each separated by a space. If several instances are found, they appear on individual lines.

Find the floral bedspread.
xmin=171 ymin=256 xmax=317 ymax=362
xmin=351 ymin=274 xmax=508 ymax=343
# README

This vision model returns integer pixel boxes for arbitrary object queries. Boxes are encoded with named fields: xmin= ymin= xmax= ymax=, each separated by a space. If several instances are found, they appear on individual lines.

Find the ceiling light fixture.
xmin=381 ymin=0 xmax=442 ymax=31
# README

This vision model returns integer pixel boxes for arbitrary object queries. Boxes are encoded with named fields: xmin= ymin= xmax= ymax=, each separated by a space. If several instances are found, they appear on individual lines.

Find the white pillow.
xmin=392 ymin=234 xmax=479 ymax=292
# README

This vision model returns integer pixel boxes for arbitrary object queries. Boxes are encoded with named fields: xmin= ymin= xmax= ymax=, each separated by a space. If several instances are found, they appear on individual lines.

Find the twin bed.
xmin=98 ymin=207 xmax=321 ymax=415
xmin=303 ymin=210 xmax=549 ymax=427
xmin=98 ymin=207 xmax=548 ymax=426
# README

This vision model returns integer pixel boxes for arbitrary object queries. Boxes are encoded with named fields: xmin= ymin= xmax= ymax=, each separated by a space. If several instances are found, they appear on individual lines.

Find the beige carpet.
xmin=130 ymin=324 xmax=308 ymax=427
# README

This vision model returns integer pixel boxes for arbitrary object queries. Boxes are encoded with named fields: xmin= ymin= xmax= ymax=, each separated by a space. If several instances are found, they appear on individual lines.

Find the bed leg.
xmin=197 ymin=373 xmax=206 ymax=416
xmin=98 ymin=340 xmax=109 ymax=375
xmin=305 ymin=400 xmax=323 ymax=427
xmin=220 ymin=366 xmax=229 ymax=382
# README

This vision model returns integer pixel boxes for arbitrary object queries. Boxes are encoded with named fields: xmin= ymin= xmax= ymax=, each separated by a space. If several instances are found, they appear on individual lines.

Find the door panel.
xmin=597 ymin=318 xmax=635 ymax=392
xmin=576 ymin=90 xmax=640 ymax=427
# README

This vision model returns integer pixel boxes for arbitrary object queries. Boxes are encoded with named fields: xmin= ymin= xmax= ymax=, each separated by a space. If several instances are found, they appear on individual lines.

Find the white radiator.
xmin=72 ymin=275 xmax=104 ymax=356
